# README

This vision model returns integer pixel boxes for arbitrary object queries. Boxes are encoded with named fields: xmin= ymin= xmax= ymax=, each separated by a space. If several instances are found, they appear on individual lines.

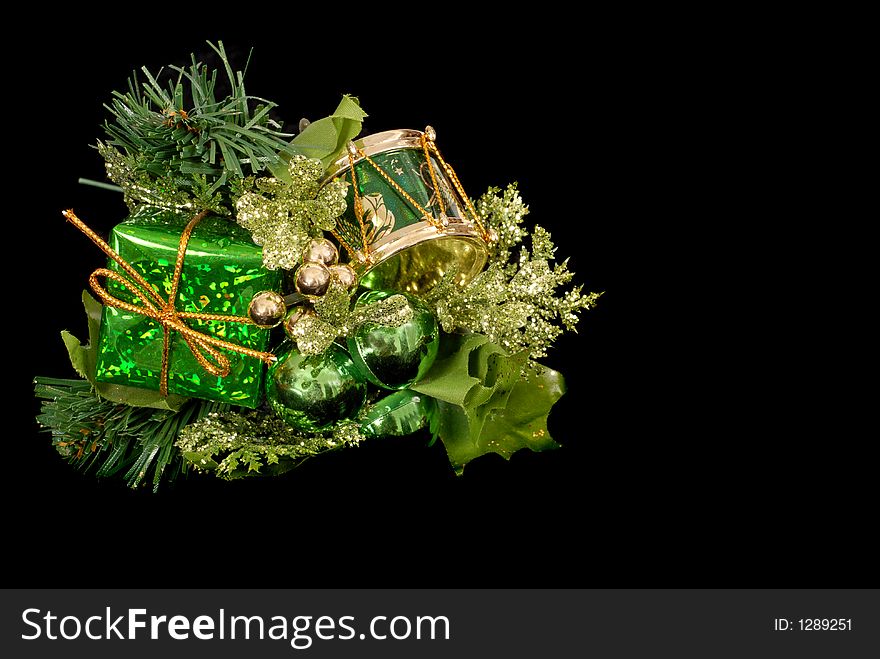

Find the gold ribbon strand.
xmin=63 ymin=209 xmax=276 ymax=398
xmin=422 ymin=133 xmax=489 ymax=241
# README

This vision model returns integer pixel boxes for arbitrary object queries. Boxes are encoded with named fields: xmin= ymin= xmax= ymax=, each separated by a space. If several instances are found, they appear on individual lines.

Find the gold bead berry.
xmin=283 ymin=306 xmax=315 ymax=340
xmin=248 ymin=290 xmax=287 ymax=328
xmin=330 ymin=264 xmax=358 ymax=290
xmin=302 ymin=239 xmax=339 ymax=267
xmin=295 ymin=263 xmax=332 ymax=296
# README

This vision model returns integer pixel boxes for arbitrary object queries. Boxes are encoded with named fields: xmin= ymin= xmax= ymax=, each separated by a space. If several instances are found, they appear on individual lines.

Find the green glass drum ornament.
xmin=361 ymin=390 xmax=433 ymax=439
xmin=347 ymin=291 xmax=440 ymax=390
xmin=323 ymin=127 xmax=493 ymax=297
xmin=266 ymin=342 xmax=367 ymax=432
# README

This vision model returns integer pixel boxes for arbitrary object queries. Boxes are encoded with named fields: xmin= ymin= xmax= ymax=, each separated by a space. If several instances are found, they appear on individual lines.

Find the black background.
xmin=5 ymin=15 xmax=873 ymax=587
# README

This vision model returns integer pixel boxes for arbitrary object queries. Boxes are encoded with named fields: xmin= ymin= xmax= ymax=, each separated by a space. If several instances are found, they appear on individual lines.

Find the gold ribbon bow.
xmin=63 ymin=209 xmax=276 ymax=398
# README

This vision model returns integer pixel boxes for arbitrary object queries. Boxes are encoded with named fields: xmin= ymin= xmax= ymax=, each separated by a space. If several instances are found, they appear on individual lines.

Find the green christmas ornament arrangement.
xmin=267 ymin=342 xmax=367 ymax=432
xmin=347 ymin=291 xmax=440 ymax=390
xmin=35 ymin=42 xmax=602 ymax=490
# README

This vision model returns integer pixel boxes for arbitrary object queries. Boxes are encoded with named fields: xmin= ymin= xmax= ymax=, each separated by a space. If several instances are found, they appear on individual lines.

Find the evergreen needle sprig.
xmin=34 ymin=377 xmax=224 ymax=492
xmin=101 ymin=41 xmax=297 ymax=214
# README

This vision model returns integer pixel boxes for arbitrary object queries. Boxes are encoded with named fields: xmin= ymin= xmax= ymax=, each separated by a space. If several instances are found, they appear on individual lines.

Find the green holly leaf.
xmin=435 ymin=364 xmax=565 ymax=475
xmin=60 ymin=290 xmax=102 ymax=381
xmin=413 ymin=333 xmax=526 ymax=441
xmin=94 ymin=382 xmax=188 ymax=411
xmin=61 ymin=291 xmax=188 ymax=411
xmin=413 ymin=333 xmax=563 ymax=473
xmin=479 ymin=364 xmax=564 ymax=459
xmin=461 ymin=342 xmax=528 ymax=442
xmin=291 ymin=95 xmax=368 ymax=170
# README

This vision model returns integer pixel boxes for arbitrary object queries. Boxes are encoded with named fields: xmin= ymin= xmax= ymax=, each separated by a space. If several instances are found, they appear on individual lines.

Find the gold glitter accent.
xmin=235 ymin=156 xmax=347 ymax=271
xmin=284 ymin=282 xmax=415 ymax=356
xmin=176 ymin=411 xmax=365 ymax=480
xmin=424 ymin=184 xmax=601 ymax=361
xmin=532 ymin=429 xmax=546 ymax=438
xmin=63 ymin=210 xmax=276 ymax=398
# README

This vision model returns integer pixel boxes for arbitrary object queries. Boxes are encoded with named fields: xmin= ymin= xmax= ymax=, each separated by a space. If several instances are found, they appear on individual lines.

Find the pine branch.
xmin=34 ymin=377 xmax=225 ymax=492
xmin=100 ymin=40 xmax=296 ymax=213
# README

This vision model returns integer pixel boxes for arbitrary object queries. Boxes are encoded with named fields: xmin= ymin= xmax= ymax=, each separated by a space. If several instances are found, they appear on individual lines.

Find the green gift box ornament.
xmin=64 ymin=207 xmax=283 ymax=408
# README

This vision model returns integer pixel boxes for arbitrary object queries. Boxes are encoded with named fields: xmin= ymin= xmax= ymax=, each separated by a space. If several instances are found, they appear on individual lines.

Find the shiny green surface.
xmin=266 ymin=342 xmax=367 ymax=431
xmin=347 ymin=291 xmax=439 ymax=390
xmin=331 ymin=146 xmax=487 ymax=297
xmin=93 ymin=207 xmax=282 ymax=407
xmin=361 ymin=390 xmax=431 ymax=439
xmin=359 ymin=234 xmax=487 ymax=296
xmin=334 ymin=148 xmax=461 ymax=253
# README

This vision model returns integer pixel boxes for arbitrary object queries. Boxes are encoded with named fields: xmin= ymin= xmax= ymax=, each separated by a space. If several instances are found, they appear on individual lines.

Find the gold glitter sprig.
xmin=235 ymin=156 xmax=348 ymax=270
xmin=176 ymin=410 xmax=364 ymax=479
xmin=477 ymin=183 xmax=529 ymax=263
xmin=98 ymin=142 xmax=200 ymax=212
xmin=285 ymin=281 xmax=415 ymax=355
xmin=426 ymin=184 xmax=601 ymax=361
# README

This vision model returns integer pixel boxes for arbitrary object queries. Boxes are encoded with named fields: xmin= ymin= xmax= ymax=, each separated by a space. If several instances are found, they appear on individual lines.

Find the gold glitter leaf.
xmin=424 ymin=184 xmax=601 ymax=361
xmin=233 ymin=155 xmax=347 ymax=270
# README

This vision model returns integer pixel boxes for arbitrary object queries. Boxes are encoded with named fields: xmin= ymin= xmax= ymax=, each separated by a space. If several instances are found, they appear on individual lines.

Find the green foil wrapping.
xmin=94 ymin=207 xmax=282 ymax=407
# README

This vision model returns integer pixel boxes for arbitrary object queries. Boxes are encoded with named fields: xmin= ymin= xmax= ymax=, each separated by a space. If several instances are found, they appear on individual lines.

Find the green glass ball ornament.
xmin=266 ymin=342 xmax=367 ymax=432
xmin=361 ymin=390 xmax=433 ymax=439
xmin=347 ymin=290 xmax=440 ymax=390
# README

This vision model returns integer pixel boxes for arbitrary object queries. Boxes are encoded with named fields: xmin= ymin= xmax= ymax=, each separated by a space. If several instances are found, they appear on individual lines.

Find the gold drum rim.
xmin=355 ymin=220 xmax=487 ymax=296
xmin=321 ymin=128 xmax=489 ymax=295
xmin=324 ymin=129 xmax=426 ymax=179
